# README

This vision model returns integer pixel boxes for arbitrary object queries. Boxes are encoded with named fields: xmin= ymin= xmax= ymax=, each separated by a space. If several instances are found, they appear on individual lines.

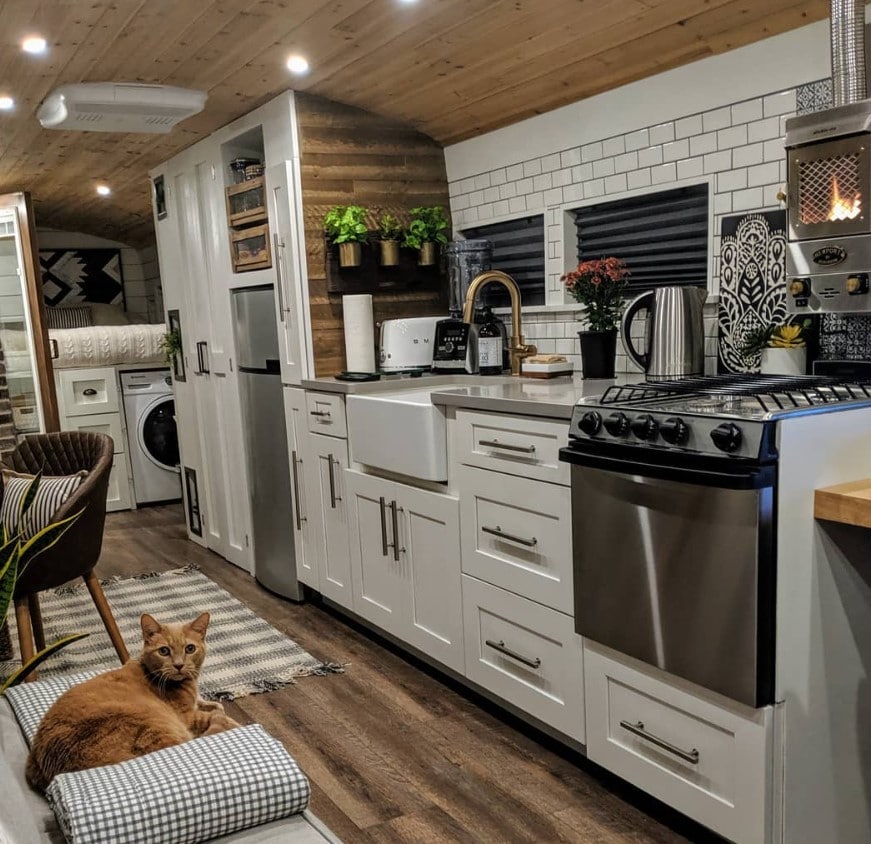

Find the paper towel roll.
xmin=343 ymin=294 xmax=376 ymax=372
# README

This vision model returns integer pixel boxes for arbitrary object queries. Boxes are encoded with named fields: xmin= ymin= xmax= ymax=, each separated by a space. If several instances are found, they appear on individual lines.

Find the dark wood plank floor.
xmin=100 ymin=504 xmax=717 ymax=844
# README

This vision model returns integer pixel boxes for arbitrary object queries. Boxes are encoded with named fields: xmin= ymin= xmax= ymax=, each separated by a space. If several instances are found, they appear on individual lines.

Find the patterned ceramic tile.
xmin=795 ymin=79 xmax=833 ymax=116
xmin=718 ymin=210 xmax=788 ymax=373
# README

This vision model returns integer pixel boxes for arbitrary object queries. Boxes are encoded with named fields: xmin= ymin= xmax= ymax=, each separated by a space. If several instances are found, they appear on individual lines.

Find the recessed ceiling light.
xmin=21 ymin=36 xmax=47 ymax=55
xmin=96 ymin=185 xmax=111 ymax=197
xmin=286 ymin=55 xmax=310 ymax=75
xmin=0 ymin=97 xmax=14 ymax=111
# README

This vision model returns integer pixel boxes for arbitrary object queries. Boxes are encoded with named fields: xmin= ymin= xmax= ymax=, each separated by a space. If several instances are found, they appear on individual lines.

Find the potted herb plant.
xmin=159 ymin=328 xmax=182 ymax=365
xmin=561 ymin=257 xmax=630 ymax=379
xmin=323 ymin=205 xmax=369 ymax=268
xmin=741 ymin=320 xmax=811 ymax=375
xmin=403 ymin=206 xmax=449 ymax=266
xmin=378 ymin=213 xmax=402 ymax=267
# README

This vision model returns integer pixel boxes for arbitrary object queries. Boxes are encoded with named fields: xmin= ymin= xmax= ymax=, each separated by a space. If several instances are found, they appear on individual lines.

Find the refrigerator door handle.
xmin=273 ymin=229 xmax=286 ymax=323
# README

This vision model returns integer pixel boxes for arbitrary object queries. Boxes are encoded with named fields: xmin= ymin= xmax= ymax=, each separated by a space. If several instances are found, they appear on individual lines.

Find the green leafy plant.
xmin=740 ymin=320 xmax=812 ymax=359
xmin=159 ymin=329 xmax=182 ymax=365
xmin=323 ymin=205 xmax=369 ymax=245
xmin=378 ymin=213 xmax=402 ymax=241
xmin=561 ymin=257 xmax=631 ymax=332
xmin=0 ymin=473 xmax=87 ymax=693
xmin=402 ymin=206 xmax=449 ymax=249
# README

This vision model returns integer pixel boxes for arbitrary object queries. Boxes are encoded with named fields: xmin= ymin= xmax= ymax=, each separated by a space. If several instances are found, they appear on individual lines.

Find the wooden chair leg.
xmin=83 ymin=571 xmax=130 ymax=664
xmin=14 ymin=598 xmax=37 ymax=681
xmin=27 ymin=594 xmax=46 ymax=652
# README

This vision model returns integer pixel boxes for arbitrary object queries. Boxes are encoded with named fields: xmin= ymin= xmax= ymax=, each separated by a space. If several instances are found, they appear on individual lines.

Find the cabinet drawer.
xmin=57 ymin=367 xmax=119 ymax=417
xmin=584 ymin=642 xmax=771 ymax=844
xmin=454 ymin=409 xmax=569 ymax=486
xmin=61 ymin=412 xmax=125 ymax=454
xmin=458 ymin=465 xmax=572 ymax=613
xmin=306 ymin=391 xmax=347 ymax=438
xmin=462 ymin=574 xmax=584 ymax=743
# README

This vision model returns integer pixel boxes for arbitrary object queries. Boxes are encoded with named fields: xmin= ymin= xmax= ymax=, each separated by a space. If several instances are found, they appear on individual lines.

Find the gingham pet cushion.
xmin=46 ymin=724 xmax=311 ymax=844
xmin=5 ymin=670 xmax=100 ymax=743
xmin=0 ymin=469 xmax=86 ymax=540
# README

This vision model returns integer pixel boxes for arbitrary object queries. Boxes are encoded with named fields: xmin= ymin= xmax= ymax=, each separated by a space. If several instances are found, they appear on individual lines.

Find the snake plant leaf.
xmin=18 ymin=510 xmax=83 ymax=575
xmin=0 ymin=537 xmax=21 ymax=625
xmin=17 ymin=471 xmax=42 ymax=534
xmin=0 ymin=633 xmax=90 ymax=693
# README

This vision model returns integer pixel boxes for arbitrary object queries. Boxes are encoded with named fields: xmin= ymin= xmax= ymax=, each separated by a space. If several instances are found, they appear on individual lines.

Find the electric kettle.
xmin=620 ymin=285 xmax=707 ymax=379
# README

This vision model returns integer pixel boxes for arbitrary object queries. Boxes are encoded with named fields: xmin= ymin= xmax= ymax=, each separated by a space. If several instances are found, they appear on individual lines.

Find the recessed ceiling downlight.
xmin=22 ymin=36 xmax=48 ymax=55
xmin=0 ymin=97 xmax=14 ymax=110
xmin=96 ymin=185 xmax=111 ymax=197
xmin=286 ymin=55 xmax=310 ymax=75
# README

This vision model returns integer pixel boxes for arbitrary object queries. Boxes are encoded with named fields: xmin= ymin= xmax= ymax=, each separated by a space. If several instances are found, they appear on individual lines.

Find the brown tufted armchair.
xmin=6 ymin=432 xmax=129 ymax=675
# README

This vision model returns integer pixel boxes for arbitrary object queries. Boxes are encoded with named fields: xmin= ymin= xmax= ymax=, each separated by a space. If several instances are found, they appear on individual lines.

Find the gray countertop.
xmin=302 ymin=373 xmax=637 ymax=419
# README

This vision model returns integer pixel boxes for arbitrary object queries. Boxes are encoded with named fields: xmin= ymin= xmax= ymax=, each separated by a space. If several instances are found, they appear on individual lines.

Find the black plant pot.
xmin=579 ymin=329 xmax=617 ymax=379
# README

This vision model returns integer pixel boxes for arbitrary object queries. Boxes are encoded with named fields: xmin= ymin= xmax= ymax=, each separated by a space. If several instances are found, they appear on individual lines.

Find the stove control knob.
xmin=630 ymin=414 xmax=658 ymax=440
xmin=710 ymin=422 xmax=742 ymax=453
xmin=847 ymin=274 xmax=869 ymax=295
xmin=444 ymin=340 xmax=455 ymax=353
xmin=578 ymin=411 xmax=602 ymax=436
xmin=789 ymin=278 xmax=811 ymax=298
xmin=659 ymin=416 xmax=689 ymax=445
xmin=603 ymin=412 xmax=630 ymax=437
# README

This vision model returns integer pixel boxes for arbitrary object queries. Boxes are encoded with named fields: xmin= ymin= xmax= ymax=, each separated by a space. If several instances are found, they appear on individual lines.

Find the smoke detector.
xmin=37 ymin=83 xmax=207 ymax=134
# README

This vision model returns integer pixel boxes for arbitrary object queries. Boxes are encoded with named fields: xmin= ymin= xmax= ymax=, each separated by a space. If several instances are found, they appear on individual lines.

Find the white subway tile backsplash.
xmin=506 ymin=163 xmax=524 ymax=181
xmin=714 ymin=192 xmax=733 ymax=214
xmin=492 ymin=199 xmax=510 ymax=217
xmin=747 ymin=161 xmax=780 ymax=187
xmin=733 ymin=143 xmax=765 ymax=168
xmin=586 ymin=178 xmax=606 ymax=197
xmin=571 ymin=162 xmax=594 ymax=182
xmin=627 ymin=168 xmax=652 ymax=190
xmin=703 ymin=106 xmax=732 ymax=132
xmin=717 ymin=124 xmax=748 ymax=150
xmin=593 ymin=158 xmax=616 ymax=178
xmin=523 ymin=159 xmax=542 ymax=177
xmin=747 ymin=116 xmax=781 ymax=143
xmin=478 ymin=202 xmax=494 ymax=219
xmin=560 ymin=148 xmax=582 ymax=168
xmin=453 ymin=193 xmax=470 ymax=210
xmin=662 ymin=138 xmax=689 ymax=162
xmin=552 ymin=168 xmax=572 ymax=187
xmin=677 ymin=157 xmax=704 ymax=180
xmin=490 ymin=168 xmax=507 ymax=186
xmin=675 ymin=114 xmax=703 ymax=138
xmin=638 ymin=145 xmax=663 ymax=168
xmin=649 ymin=122 xmax=675 ymax=145
xmin=614 ymin=151 xmax=639 ymax=173
xmin=469 ymin=189 xmax=485 ymax=206
xmin=731 ymin=98 xmax=763 ymax=125
xmin=605 ymin=173 xmax=628 ymax=194
xmin=516 ymin=177 xmax=534 ymax=195
xmin=763 ymin=137 xmax=785 ymax=162
xmin=718 ymin=168 xmax=747 ymax=192
xmin=544 ymin=187 xmax=564 ymax=206
xmin=474 ymin=173 xmax=491 ymax=190
xmin=690 ymin=132 xmax=718 ymax=157
xmin=484 ymin=186 xmax=500 ymax=203
xmin=763 ymin=90 xmax=796 ymax=117
xmin=542 ymin=153 xmax=562 ymax=172
xmin=533 ymin=172 xmax=553 ymax=192
xmin=508 ymin=196 xmax=527 ymax=213
xmin=527 ymin=192 xmax=545 ymax=212
xmin=732 ymin=186 xmax=763 ymax=210
xmin=582 ymin=141 xmax=604 ymax=161
xmin=498 ymin=182 xmax=517 ymax=199
xmin=704 ymin=149 xmax=732 ymax=173
xmin=625 ymin=128 xmax=650 ymax=151
xmin=460 ymin=177 xmax=477 ymax=194
xmin=602 ymin=136 xmax=626 ymax=157
xmin=650 ymin=162 xmax=677 ymax=184
xmin=563 ymin=183 xmax=584 ymax=203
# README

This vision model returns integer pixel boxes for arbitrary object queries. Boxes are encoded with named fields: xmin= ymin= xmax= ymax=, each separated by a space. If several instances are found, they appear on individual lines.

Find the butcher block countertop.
xmin=815 ymin=480 xmax=871 ymax=528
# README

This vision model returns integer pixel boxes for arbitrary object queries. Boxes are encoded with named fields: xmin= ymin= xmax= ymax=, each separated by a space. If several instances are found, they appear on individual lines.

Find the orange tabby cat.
xmin=26 ymin=611 xmax=240 ymax=791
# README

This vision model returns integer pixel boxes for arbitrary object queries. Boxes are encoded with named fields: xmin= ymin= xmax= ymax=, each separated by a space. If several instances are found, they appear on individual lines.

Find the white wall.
xmin=36 ymin=229 xmax=163 ymax=322
xmin=443 ymin=13 xmax=844 ymax=374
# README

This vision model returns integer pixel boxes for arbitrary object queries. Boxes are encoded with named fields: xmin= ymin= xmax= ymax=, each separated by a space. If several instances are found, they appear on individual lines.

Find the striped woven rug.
xmin=1 ymin=565 xmax=342 ymax=699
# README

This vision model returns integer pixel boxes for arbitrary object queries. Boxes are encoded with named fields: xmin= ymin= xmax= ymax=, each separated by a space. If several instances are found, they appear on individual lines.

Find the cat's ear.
xmin=188 ymin=612 xmax=210 ymax=637
xmin=140 ymin=614 xmax=162 ymax=639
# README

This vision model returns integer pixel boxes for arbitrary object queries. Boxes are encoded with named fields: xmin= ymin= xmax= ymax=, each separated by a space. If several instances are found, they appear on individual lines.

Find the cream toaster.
xmin=379 ymin=316 xmax=444 ymax=372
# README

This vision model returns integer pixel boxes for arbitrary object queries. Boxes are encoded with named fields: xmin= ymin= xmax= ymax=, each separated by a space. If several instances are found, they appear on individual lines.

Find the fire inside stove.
xmin=798 ymin=151 xmax=864 ymax=226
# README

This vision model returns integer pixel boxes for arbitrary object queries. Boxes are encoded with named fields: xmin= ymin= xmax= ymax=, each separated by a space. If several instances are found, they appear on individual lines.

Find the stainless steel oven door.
xmin=571 ymin=463 xmax=774 ymax=707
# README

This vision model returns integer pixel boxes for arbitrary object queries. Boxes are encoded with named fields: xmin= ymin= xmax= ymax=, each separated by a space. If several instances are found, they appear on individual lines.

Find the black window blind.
xmin=574 ymin=184 xmax=709 ymax=290
xmin=462 ymin=215 xmax=545 ymax=307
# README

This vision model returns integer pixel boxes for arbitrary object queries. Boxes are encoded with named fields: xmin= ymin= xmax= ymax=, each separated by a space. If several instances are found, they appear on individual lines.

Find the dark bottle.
xmin=477 ymin=307 xmax=503 ymax=375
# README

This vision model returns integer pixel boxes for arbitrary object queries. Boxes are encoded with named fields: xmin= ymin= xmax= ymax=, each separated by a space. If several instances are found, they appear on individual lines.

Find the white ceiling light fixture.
xmin=0 ymin=97 xmax=14 ymax=111
xmin=96 ymin=185 xmax=111 ymax=196
xmin=22 ymin=36 xmax=48 ymax=55
xmin=286 ymin=55 xmax=310 ymax=75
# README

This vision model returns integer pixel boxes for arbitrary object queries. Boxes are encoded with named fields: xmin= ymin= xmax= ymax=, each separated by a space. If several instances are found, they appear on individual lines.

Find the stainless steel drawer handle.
xmin=485 ymin=639 xmax=541 ymax=669
xmin=327 ymin=455 xmax=341 ymax=508
xmin=619 ymin=720 xmax=700 ymax=765
xmin=481 ymin=525 xmax=538 ymax=548
xmin=379 ymin=496 xmax=390 ymax=557
xmin=479 ymin=438 xmax=536 ymax=455
xmin=82 ymin=388 xmax=98 ymax=397
xmin=390 ymin=499 xmax=403 ymax=561
xmin=291 ymin=450 xmax=305 ymax=530
xmin=310 ymin=409 xmax=331 ymax=418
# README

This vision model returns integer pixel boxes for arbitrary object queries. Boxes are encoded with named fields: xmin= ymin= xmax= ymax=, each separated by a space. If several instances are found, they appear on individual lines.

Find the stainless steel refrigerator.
xmin=231 ymin=285 xmax=301 ymax=600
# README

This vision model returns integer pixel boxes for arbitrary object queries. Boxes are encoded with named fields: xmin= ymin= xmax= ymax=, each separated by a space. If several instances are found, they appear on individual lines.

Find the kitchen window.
xmin=462 ymin=214 xmax=545 ymax=307
xmin=574 ymin=184 xmax=709 ymax=291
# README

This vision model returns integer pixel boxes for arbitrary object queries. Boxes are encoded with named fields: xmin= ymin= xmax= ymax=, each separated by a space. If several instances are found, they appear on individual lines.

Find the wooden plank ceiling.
xmin=0 ymin=0 xmax=830 ymax=246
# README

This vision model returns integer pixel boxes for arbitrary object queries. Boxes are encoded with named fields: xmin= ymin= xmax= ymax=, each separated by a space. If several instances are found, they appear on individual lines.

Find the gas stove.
xmin=567 ymin=374 xmax=871 ymax=460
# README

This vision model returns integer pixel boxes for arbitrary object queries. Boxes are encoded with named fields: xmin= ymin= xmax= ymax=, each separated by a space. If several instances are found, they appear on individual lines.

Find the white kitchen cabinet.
xmin=283 ymin=386 xmax=316 ymax=588
xmin=584 ymin=641 xmax=772 ymax=844
xmin=346 ymin=469 xmax=464 ymax=674
xmin=307 ymin=432 xmax=353 ymax=607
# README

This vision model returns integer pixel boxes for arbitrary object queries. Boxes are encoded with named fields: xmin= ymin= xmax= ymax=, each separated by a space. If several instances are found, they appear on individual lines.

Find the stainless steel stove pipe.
xmin=831 ymin=0 xmax=867 ymax=106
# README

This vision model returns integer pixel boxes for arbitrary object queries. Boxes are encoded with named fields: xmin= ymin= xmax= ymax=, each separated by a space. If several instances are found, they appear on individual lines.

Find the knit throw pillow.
xmin=0 ymin=470 xmax=86 ymax=540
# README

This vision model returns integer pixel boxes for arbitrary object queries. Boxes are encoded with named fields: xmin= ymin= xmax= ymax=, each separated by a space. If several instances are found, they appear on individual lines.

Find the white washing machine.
xmin=121 ymin=369 xmax=182 ymax=504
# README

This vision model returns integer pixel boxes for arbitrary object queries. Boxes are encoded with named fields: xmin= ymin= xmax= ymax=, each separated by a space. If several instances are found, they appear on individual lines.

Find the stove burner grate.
xmin=600 ymin=374 xmax=871 ymax=413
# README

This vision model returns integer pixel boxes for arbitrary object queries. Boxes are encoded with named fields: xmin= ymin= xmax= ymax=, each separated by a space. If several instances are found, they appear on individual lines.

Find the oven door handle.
xmin=558 ymin=447 xmax=775 ymax=490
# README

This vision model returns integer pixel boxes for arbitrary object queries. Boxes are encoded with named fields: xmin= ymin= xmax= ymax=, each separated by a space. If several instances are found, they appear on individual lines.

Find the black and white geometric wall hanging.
xmin=718 ymin=210 xmax=787 ymax=373
xmin=39 ymin=249 xmax=125 ymax=307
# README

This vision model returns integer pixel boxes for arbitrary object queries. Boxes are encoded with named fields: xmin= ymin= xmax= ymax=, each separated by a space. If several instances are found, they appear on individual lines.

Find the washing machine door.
xmin=139 ymin=396 xmax=180 ymax=472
